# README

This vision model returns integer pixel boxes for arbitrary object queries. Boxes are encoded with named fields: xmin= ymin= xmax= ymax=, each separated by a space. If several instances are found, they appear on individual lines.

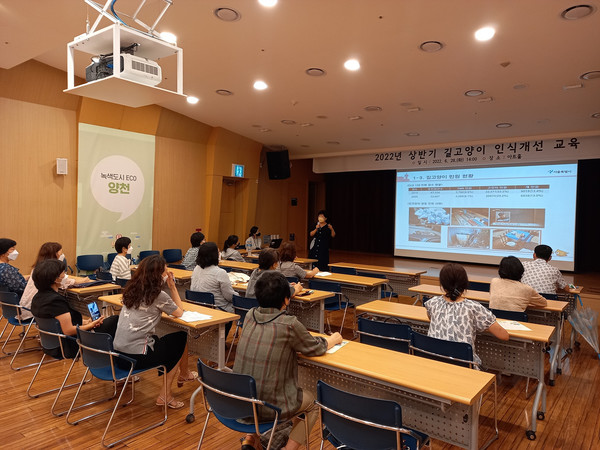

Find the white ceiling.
xmin=2 ymin=0 xmax=600 ymax=159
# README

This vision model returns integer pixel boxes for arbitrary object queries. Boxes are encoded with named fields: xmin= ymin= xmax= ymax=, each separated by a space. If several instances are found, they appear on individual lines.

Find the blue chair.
xmin=138 ymin=250 xmax=160 ymax=261
xmin=286 ymin=276 xmax=299 ymax=284
xmin=410 ymin=331 xmax=477 ymax=369
xmin=0 ymin=291 xmax=39 ymax=370
xmin=308 ymin=280 xmax=355 ymax=335
xmin=105 ymin=252 xmax=118 ymax=270
xmin=357 ymin=270 xmax=386 ymax=279
xmin=468 ymin=281 xmax=490 ymax=292
xmin=27 ymin=317 xmax=87 ymax=415
xmin=316 ymin=381 xmax=429 ymax=450
xmin=115 ymin=277 xmax=130 ymax=288
xmin=66 ymin=329 xmax=167 ymax=448
xmin=490 ymin=309 xmax=528 ymax=322
xmin=357 ymin=317 xmax=411 ymax=353
xmin=76 ymin=254 xmax=104 ymax=274
xmin=168 ymin=264 xmax=187 ymax=270
xmin=196 ymin=359 xmax=291 ymax=450
xmin=226 ymin=295 xmax=260 ymax=364
xmin=162 ymin=248 xmax=182 ymax=263
xmin=185 ymin=290 xmax=215 ymax=308
xmin=330 ymin=266 xmax=357 ymax=275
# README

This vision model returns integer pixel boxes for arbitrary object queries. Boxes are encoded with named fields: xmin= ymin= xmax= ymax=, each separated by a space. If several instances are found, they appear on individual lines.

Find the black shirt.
xmin=31 ymin=289 xmax=82 ymax=326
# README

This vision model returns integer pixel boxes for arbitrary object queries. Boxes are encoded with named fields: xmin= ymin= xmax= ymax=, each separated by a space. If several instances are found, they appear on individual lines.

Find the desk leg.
xmin=479 ymin=379 xmax=499 ymax=450
xmin=319 ymin=300 xmax=324 ymax=334
xmin=549 ymin=315 xmax=563 ymax=385
xmin=527 ymin=351 xmax=546 ymax=440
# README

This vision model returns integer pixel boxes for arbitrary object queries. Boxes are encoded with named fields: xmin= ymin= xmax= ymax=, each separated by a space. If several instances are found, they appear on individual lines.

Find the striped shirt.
xmin=182 ymin=247 xmax=199 ymax=271
xmin=109 ymin=254 xmax=131 ymax=280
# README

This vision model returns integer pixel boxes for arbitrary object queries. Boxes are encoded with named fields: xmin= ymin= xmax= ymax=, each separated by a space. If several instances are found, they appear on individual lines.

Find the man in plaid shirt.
xmin=234 ymin=271 xmax=342 ymax=450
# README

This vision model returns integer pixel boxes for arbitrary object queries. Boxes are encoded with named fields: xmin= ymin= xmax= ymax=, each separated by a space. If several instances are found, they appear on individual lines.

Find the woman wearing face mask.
xmin=245 ymin=226 xmax=262 ymax=253
xmin=20 ymin=242 xmax=90 ymax=320
xmin=113 ymin=254 xmax=196 ymax=409
xmin=109 ymin=236 xmax=133 ymax=281
xmin=308 ymin=210 xmax=336 ymax=271
xmin=0 ymin=238 xmax=27 ymax=297
xmin=30 ymin=259 xmax=118 ymax=358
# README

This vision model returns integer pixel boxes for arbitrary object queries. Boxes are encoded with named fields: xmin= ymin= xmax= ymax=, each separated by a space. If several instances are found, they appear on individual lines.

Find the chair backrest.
xmin=197 ymin=359 xmax=280 ymax=421
xmin=330 ymin=266 xmax=357 ymax=276
xmin=163 ymin=248 xmax=182 ymax=263
xmin=185 ymin=290 xmax=216 ymax=308
xmin=107 ymin=252 xmax=117 ymax=267
xmin=138 ymin=250 xmax=160 ymax=261
xmin=357 ymin=270 xmax=387 ymax=279
xmin=357 ymin=318 xmax=411 ymax=353
xmin=410 ymin=331 xmax=475 ymax=368
xmin=490 ymin=308 xmax=528 ymax=322
xmin=115 ymin=277 xmax=130 ymax=287
xmin=35 ymin=316 xmax=66 ymax=353
xmin=316 ymin=381 xmax=409 ymax=450
xmin=540 ymin=292 xmax=558 ymax=300
xmin=168 ymin=264 xmax=187 ymax=270
xmin=0 ymin=284 xmax=9 ymax=292
xmin=468 ymin=281 xmax=490 ymax=292
xmin=76 ymin=328 xmax=115 ymax=370
xmin=0 ymin=291 xmax=21 ymax=321
xmin=286 ymin=276 xmax=299 ymax=284
xmin=76 ymin=254 xmax=104 ymax=272
xmin=309 ymin=280 xmax=342 ymax=294
xmin=232 ymin=294 xmax=259 ymax=324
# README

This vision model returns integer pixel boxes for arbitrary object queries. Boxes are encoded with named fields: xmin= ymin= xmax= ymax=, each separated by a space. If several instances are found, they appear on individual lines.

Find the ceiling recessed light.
xmin=281 ymin=119 xmax=296 ymax=125
xmin=407 ymin=107 xmax=421 ymax=112
xmin=326 ymin=141 xmax=341 ymax=145
xmin=561 ymin=5 xmax=594 ymax=20
xmin=513 ymin=83 xmax=529 ymax=90
xmin=259 ymin=128 xmax=271 ymax=132
xmin=159 ymin=32 xmax=177 ymax=44
xmin=475 ymin=26 xmax=495 ymax=41
xmin=364 ymin=105 xmax=382 ymax=112
xmin=258 ymin=0 xmax=278 ymax=6
xmin=419 ymin=41 xmax=443 ymax=52
xmin=344 ymin=59 xmax=360 ymax=71
xmin=305 ymin=67 xmax=326 ymax=76
xmin=406 ymin=132 xmax=420 ymax=136
xmin=214 ymin=7 xmax=241 ymax=21
xmin=300 ymin=122 xmax=313 ymax=127
xmin=591 ymin=112 xmax=600 ymax=119
xmin=496 ymin=122 xmax=512 ymax=128
xmin=348 ymin=115 xmax=363 ymax=120
xmin=216 ymin=89 xmax=233 ymax=96
xmin=253 ymin=80 xmax=268 ymax=90
xmin=316 ymin=115 xmax=328 ymax=119
xmin=186 ymin=96 xmax=199 ymax=104
xmin=465 ymin=89 xmax=485 ymax=97
xmin=563 ymin=83 xmax=583 ymax=90
xmin=580 ymin=71 xmax=600 ymax=80
xmin=360 ymin=138 xmax=371 ymax=141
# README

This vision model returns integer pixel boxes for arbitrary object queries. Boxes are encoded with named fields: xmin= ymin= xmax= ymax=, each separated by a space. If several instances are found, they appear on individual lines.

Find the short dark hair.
xmin=498 ymin=256 xmax=524 ymax=281
xmin=115 ymin=237 xmax=131 ymax=253
xmin=223 ymin=235 xmax=239 ymax=251
xmin=278 ymin=241 xmax=296 ymax=263
xmin=258 ymin=248 xmax=279 ymax=270
xmin=190 ymin=232 xmax=205 ymax=247
xmin=439 ymin=263 xmax=469 ymax=301
xmin=255 ymin=271 xmax=290 ymax=308
xmin=249 ymin=226 xmax=259 ymax=236
xmin=196 ymin=242 xmax=219 ymax=268
xmin=317 ymin=210 xmax=329 ymax=220
xmin=32 ymin=259 xmax=66 ymax=291
xmin=534 ymin=245 xmax=553 ymax=261
xmin=0 ymin=238 xmax=17 ymax=255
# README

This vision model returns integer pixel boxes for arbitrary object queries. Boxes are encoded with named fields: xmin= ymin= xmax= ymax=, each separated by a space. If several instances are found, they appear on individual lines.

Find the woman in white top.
xmin=109 ymin=236 xmax=133 ymax=281
xmin=245 ymin=226 xmax=262 ymax=253
xmin=20 ymin=242 xmax=89 ymax=320
xmin=221 ymin=235 xmax=245 ymax=262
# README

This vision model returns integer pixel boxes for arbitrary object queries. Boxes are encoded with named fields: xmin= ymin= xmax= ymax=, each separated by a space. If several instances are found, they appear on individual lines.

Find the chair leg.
xmin=197 ymin=408 xmax=212 ymax=450
xmin=225 ymin=324 xmax=240 ymax=365
xmin=66 ymin=369 xmax=120 ymax=425
xmin=9 ymin=321 xmax=41 ymax=371
xmin=51 ymin=356 xmax=91 ymax=417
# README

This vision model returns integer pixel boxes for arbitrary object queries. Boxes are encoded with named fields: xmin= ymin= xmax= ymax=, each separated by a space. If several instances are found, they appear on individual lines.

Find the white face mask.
xmin=8 ymin=249 xmax=18 ymax=261
xmin=162 ymin=274 xmax=168 ymax=284
xmin=127 ymin=246 xmax=133 ymax=255
xmin=58 ymin=254 xmax=66 ymax=262
xmin=63 ymin=273 xmax=68 ymax=281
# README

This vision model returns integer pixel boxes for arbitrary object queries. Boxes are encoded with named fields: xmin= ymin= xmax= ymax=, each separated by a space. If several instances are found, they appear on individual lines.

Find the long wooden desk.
xmin=408 ymin=283 xmax=567 ymax=384
xmin=245 ymin=254 xmax=318 ymax=269
xmin=298 ymin=339 xmax=497 ymax=449
xmin=329 ymin=262 xmax=426 ymax=296
xmin=357 ymin=300 xmax=555 ymax=441
xmin=312 ymin=272 xmax=388 ymax=306
xmin=218 ymin=260 xmax=258 ymax=273
xmin=65 ymin=283 xmax=121 ymax=315
xmin=232 ymin=282 xmax=333 ymax=333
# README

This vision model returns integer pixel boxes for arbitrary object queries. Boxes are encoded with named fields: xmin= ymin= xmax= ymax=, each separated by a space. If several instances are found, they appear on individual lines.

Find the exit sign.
xmin=232 ymin=164 xmax=245 ymax=178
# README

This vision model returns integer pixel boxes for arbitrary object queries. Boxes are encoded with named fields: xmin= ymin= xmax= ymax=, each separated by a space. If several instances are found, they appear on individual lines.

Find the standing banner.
xmin=77 ymin=123 xmax=155 ymax=260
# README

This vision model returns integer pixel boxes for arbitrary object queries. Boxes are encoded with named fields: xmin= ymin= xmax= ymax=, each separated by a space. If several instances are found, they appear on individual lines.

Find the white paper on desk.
xmin=228 ymin=272 xmax=250 ymax=283
xmin=497 ymin=320 xmax=531 ymax=331
xmin=315 ymin=272 xmax=332 ymax=277
xmin=179 ymin=311 xmax=213 ymax=323
xmin=326 ymin=340 xmax=349 ymax=354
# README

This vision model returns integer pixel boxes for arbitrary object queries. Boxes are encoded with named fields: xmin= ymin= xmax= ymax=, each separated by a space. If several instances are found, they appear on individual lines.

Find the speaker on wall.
xmin=266 ymin=149 xmax=290 ymax=180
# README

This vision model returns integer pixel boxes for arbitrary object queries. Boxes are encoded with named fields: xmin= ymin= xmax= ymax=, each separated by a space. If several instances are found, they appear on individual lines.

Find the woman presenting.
xmin=308 ymin=210 xmax=335 ymax=271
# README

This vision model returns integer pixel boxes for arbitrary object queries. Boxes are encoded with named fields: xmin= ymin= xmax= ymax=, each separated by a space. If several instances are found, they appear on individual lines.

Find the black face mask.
xmin=256 ymin=232 xmax=261 ymax=237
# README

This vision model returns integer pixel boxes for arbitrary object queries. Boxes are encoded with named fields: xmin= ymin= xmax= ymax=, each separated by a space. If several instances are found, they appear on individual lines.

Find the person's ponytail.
xmin=439 ymin=263 xmax=469 ymax=301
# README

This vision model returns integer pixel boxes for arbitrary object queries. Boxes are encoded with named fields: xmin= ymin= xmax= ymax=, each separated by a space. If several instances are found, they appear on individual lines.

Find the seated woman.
xmin=0 ymin=238 xmax=27 ymax=297
xmin=191 ymin=242 xmax=235 ymax=336
xmin=113 ymin=254 xmax=196 ymax=409
xmin=425 ymin=263 xmax=508 ymax=366
xmin=278 ymin=241 xmax=319 ymax=280
xmin=182 ymin=231 xmax=205 ymax=271
xmin=234 ymin=271 xmax=342 ymax=450
xmin=109 ymin=236 xmax=133 ymax=281
xmin=221 ymin=235 xmax=245 ymax=262
xmin=246 ymin=248 xmax=302 ymax=299
xmin=30 ymin=259 xmax=118 ymax=359
xmin=244 ymin=226 xmax=262 ymax=253
xmin=21 ymin=241 xmax=90 ymax=320
xmin=489 ymin=256 xmax=547 ymax=312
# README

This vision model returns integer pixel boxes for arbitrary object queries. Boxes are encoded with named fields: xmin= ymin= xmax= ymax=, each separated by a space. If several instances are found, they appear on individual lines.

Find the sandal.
xmin=177 ymin=370 xmax=198 ymax=388
xmin=240 ymin=434 xmax=262 ymax=450
xmin=156 ymin=396 xmax=185 ymax=409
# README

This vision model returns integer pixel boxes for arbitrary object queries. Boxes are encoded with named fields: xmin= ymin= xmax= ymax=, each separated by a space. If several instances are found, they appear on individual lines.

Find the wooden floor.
xmin=1 ymin=251 xmax=599 ymax=449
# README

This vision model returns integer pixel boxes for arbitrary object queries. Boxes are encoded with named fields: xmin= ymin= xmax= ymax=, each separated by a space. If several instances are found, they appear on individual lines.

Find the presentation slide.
xmin=395 ymin=163 xmax=577 ymax=270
